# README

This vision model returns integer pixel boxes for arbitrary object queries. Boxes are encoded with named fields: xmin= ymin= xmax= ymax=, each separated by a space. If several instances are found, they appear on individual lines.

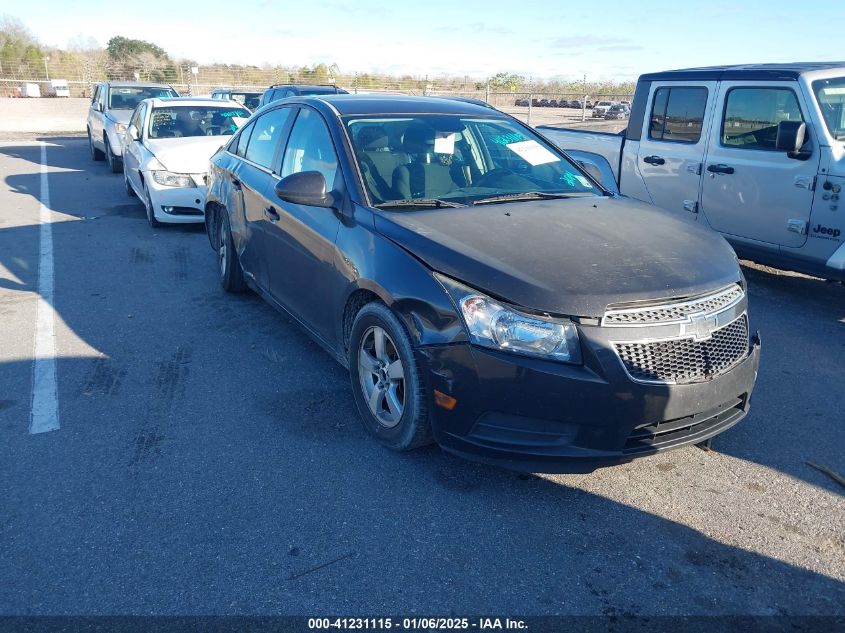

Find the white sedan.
xmin=122 ymin=97 xmax=250 ymax=227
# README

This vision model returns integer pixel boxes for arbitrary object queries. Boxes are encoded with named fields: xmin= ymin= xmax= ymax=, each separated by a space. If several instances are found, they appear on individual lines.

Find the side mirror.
xmin=776 ymin=121 xmax=810 ymax=159
xmin=128 ymin=125 xmax=139 ymax=141
xmin=274 ymin=171 xmax=334 ymax=208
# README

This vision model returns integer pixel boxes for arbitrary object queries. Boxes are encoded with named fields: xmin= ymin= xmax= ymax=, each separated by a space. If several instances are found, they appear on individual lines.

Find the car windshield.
xmin=230 ymin=92 xmax=261 ymax=110
xmin=109 ymin=86 xmax=176 ymax=109
xmin=148 ymin=106 xmax=250 ymax=139
xmin=813 ymin=76 xmax=845 ymax=139
xmin=345 ymin=114 xmax=601 ymax=206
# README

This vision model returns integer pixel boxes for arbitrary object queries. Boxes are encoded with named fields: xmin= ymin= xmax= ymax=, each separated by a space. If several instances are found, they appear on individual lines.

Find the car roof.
xmin=640 ymin=62 xmax=845 ymax=82
xmin=291 ymin=94 xmax=506 ymax=117
xmin=102 ymin=82 xmax=175 ymax=89
xmin=269 ymin=84 xmax=340 ymax=90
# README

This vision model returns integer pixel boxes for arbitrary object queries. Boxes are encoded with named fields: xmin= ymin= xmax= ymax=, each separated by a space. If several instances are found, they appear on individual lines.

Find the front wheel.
xmin=105 ymin=136 xmax=122 ymax=173
xmin=349 ymin=303 xmax=432 ymax=451
xmin=143 ymin=182 xmax=162 ymax=228
xmin=89 ymin=130 xmax=104 ymax=161
xmin=123 ymin=164 xmax=135 ymax=197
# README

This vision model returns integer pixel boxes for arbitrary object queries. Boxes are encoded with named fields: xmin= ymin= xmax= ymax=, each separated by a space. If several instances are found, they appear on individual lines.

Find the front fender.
xmin=334 ymin=207 xmax=468 ymax=351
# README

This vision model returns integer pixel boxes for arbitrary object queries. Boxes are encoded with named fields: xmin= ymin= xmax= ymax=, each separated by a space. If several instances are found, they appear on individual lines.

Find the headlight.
xmin=113 ymin=122 xmax=126 ymax=134
xmin=436 ymin=274 xmax=581 ymax=364
xmin=151 ymin=171 xmax=194 ymax=188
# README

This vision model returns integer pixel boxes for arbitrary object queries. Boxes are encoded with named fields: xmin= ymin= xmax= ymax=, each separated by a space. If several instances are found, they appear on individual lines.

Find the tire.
xmin=143 ymin=182 xmax=162 ymax=228
xmin=105 ymin=135 xmax=122 ymax=173
xmin=349 ymin=302 xmax=432 ymax=451
xmin=89 ymin=129 xmax=105 ymax=161
xmin=217 ymin=211 xmax=246 ymax=293
xmin=123 ymin=164 xmax=135 ymax=197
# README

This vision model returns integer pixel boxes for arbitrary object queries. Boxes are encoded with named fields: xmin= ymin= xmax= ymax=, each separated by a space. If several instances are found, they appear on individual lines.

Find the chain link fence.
xmin=0 ymin=60 xmax=633 ymax=131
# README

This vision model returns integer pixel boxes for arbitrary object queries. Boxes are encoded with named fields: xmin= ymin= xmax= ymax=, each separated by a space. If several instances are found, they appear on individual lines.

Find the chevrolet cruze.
xmin=203 ymin=94 xmax=761 ymax=472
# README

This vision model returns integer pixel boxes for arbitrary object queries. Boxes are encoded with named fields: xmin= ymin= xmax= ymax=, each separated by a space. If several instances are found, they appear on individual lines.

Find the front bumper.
xmin=145 ymin=173 xmax=207 ymax=224
xmin=419 ymin=330 xmax=761 ymax=473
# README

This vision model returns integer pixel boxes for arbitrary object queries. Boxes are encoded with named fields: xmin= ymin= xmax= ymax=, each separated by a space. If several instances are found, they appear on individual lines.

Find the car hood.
xmin=145 ymin=137 xmax=230 ymax=174
xmin=105 ymin=110 xmax=133 ymax=125
xmin=373 ymin=196 xmax=741 ymax=317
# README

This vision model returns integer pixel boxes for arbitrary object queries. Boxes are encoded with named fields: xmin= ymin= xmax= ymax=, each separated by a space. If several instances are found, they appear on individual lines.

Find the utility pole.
xmin=44 ymin=57 xmax=50 ymax=81
xmin=582 ymin=73 xmax=587 ymax=122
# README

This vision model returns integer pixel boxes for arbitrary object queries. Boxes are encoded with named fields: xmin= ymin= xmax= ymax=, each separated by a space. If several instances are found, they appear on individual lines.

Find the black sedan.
xmin=203 ymin=95 xmax=760 ymax=472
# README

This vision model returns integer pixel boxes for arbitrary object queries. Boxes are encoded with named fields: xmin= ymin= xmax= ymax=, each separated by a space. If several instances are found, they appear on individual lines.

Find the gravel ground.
xmin=0 ymin=135 xmax=842 ymax=616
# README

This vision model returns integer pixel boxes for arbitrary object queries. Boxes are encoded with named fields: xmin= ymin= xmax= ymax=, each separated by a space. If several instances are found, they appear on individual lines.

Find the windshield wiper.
xmin=471 ymin=191 xmax=588 ymax=206
xmin=374 ymin=198 xmax=465 ymax=209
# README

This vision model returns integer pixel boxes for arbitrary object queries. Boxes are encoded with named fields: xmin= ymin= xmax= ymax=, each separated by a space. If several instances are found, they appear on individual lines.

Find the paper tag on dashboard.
xmin=506 ymin=140 xmax=559 ymax=165
xmin=434 ymin=132 xmax=456 ymax=154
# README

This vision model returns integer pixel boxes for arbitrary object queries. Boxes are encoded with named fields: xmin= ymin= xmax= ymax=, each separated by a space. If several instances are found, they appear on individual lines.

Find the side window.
xmin=649 ymin=86 xmax=708 ymax=143
xmin=722 ymin=88 xmax=804 ymax=150
xmin=235 ymin=121 xmax=255 ymax=157
xmin=92 ymin=85 xmax=101 ymax=105
xmin=244 ymin=107 xmax=293 ymax=169
xmin=280 ymin=109 xmax=339 ymax=189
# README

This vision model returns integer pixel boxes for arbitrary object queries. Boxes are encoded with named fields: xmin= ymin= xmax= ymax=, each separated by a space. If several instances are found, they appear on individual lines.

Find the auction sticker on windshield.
xmin=506 ymin=140 xmax=559 ymax=165
xmin=434 ymin=132 xmax=456 ymax=154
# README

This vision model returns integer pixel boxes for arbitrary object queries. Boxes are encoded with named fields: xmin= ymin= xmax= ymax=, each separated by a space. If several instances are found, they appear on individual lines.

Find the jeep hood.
xmin=374 ymin=196 xmax=742 ymax=317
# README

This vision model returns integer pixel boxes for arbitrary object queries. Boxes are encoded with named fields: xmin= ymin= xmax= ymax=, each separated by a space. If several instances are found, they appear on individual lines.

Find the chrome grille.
xmin=614 ymin=316 xmax=749 ymax=384
xmin=603 ymin=285 xmax=744 ymax=325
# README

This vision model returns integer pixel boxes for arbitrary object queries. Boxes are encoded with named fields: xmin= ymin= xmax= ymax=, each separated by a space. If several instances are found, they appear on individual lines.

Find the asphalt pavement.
xmin=0 ymin=136 xmax=843 ymax=616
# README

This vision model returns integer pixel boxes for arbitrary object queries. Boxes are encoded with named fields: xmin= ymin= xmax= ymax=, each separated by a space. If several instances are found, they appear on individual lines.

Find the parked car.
xmin=591 ymin=100 xmax=614 ymax=118
xmin=87 ymin=82 xmax=179 ymax=173
xmin=585 ymin=100 xmax=594 ymax=109
xmin=45 ymin=79 xmax=70 ymax=97
xmin=122 ymin=97 xmax=249 ymax=227
xmin=570 ymin=99 xmax=583 ymax=109
xmin=538 ymin=62 xmax=845 ymax=281
xmin=531 ymin=98 xmax=541 ymax=107
xmin=211 ymin=88 xmax=262 ymax=111
xmin=604 ymin=104 xmax=629 ymax=120
xmin=539 ymin=98 xmax=550 ymax=107
xmin=549 ymin=99 xmax=559 ymax=108
xmin=203 ymin=94 xmax=760 ymax=472
xmin=258 ymin=84 xmax=348 ymax=108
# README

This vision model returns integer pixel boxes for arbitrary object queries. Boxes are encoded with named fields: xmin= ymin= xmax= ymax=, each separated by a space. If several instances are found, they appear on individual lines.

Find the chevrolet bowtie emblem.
xmin=682 ymin=312 xmax=718 ymax=341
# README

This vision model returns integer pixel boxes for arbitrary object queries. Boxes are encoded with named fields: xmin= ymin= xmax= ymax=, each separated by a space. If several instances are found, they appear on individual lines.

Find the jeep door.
xmin=700 ymin=82 xmax=820 ymax=247
xmin=634 ymin=82 xmax=716 ymax=217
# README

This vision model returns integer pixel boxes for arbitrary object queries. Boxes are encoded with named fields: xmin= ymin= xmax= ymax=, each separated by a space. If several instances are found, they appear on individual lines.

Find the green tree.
xmin=0 ymin=14 xmax=44 ymax=76
xmin=487 ymin=71 xmax=525 ymax=92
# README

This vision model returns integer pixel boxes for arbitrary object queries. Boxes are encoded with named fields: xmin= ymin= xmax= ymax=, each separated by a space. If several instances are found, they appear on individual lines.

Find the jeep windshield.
xmin=345 ymin=115 xmax=602 ymax=207
xmin=813 ymin=76 xmax=845 ymax=140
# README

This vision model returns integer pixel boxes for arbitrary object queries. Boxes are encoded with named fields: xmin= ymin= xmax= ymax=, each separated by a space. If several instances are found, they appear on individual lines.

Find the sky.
xmin=9 ymin=0 xmax=845 ymax=81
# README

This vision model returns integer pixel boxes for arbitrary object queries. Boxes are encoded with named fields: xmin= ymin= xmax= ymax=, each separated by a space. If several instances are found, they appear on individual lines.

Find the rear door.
xmin=233 ymin=106 xmax=296 ymax=291
xmin=700 ymin=82 xmax=819 ymax=247
xmin=634 ymin=82 xmax=716 ymax=216
xmin=265 ymin=107 xmax=344 ymax=342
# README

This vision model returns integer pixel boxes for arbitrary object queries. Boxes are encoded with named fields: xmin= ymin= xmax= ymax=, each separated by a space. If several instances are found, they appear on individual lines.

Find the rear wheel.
xmin=349 ymin=303 xmax=432 ymax=451
xmin=218 ymin=211 xmax=246 ymax=293
xmin=105 ymin=136 xmax=122 ymax=173
xmin=88 ymin=130 xmax=104 ymax=161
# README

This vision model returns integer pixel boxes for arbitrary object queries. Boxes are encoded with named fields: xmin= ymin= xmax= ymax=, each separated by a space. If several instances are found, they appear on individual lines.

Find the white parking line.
xmin=30 ymin=142 xmax=60 ymax=434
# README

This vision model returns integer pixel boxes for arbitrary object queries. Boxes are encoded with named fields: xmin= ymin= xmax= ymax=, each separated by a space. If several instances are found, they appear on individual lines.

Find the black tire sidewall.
xmin=144 ymin=184 xmax=160 ymax=227
xmin=348 ymin=303 xmax=429 ymax=451
xmin=218 ymin=211 xmax=244 ymax=292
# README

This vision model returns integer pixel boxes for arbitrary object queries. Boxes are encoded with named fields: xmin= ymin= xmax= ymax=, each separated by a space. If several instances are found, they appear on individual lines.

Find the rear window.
xmin=649 ymin=86 xmax=708 ymax=143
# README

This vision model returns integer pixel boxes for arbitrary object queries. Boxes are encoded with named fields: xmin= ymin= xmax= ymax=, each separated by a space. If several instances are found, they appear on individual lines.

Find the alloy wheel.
xmin=357 ymin=326 xmax=405 ymax=428
xmin=218 ymin=216 xmax=228 ymax=276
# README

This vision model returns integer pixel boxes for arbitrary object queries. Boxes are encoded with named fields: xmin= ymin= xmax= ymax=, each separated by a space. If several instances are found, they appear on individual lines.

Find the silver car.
xmin=87 ymin=82 xmax=178 ymax=172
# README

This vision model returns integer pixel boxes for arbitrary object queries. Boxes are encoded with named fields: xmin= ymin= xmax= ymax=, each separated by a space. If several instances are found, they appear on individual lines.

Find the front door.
xmin=700 ymin=82 xmax=820 ymax=248
xmin=265 ymin=107 xmax=343 ymax=342
xmin=634 ymin=81 xmax=716 ymax=216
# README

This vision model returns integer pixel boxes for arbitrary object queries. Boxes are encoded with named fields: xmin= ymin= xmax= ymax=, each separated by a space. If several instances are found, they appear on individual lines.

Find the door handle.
xmin=230 ymin=177 xmax=242 ymax=190
xmin=643 ymin=155 xmax=665 ymax=165
xmin=264 ymin=206 xmax=280 ymax=222
xmin=707 ymin=164 xmax=735 ymax=175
